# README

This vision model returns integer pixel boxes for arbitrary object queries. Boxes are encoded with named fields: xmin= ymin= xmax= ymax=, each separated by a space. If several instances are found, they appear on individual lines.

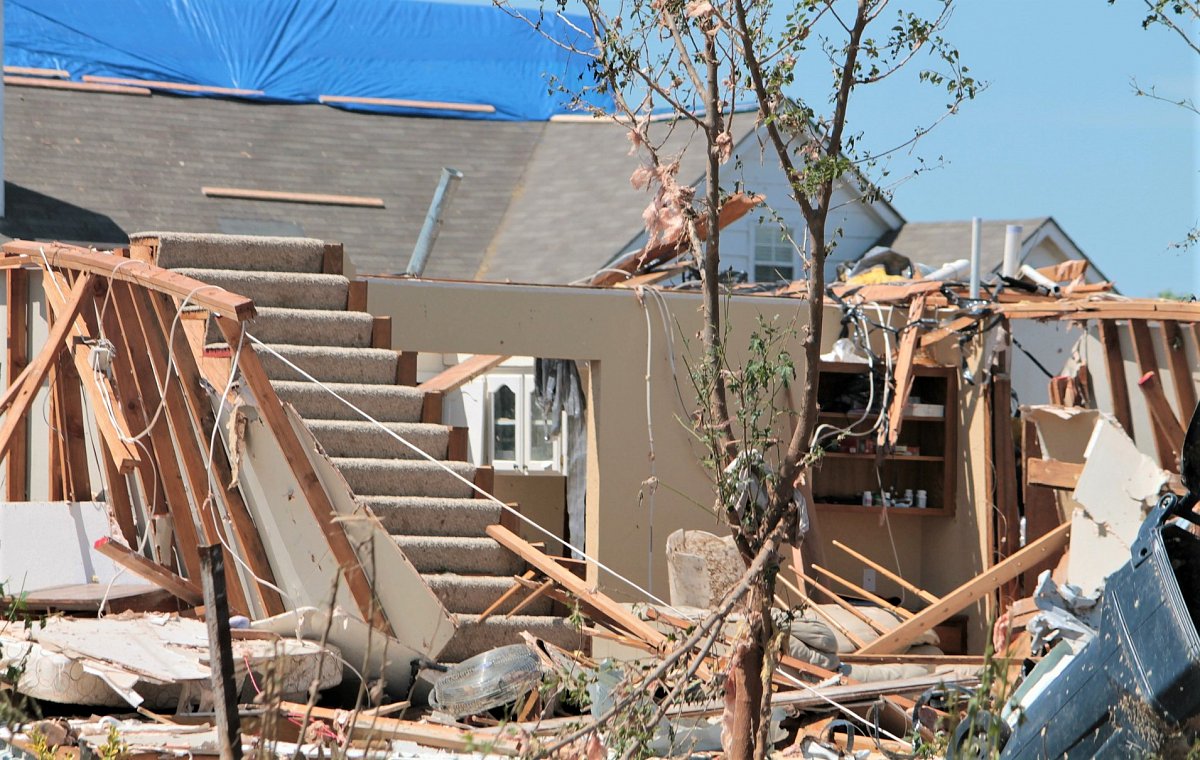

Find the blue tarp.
xmin=5 ymin=0 xmax=608 ymax=121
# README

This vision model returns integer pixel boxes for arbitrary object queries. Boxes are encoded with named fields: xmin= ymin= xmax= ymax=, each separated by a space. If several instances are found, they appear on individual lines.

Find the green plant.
xmin=97 ymin=723 xmax=127 ymax=760
xmin=28 ymin=729 xmax=56 ymax=760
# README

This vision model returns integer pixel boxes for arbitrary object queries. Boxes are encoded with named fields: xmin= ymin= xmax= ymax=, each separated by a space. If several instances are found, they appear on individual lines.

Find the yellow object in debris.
xmin=847 ymin=265 xmax=908 ymax=286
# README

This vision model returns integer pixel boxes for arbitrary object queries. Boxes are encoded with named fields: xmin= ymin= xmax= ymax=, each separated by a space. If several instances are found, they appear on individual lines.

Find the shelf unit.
xmin=811 ymin=361 xmax=958 ymax=517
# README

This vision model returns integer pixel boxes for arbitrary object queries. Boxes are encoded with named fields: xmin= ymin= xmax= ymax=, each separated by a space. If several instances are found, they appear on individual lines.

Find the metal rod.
xmin=969 ymin=216 xmax=982 ymax=299
xmin=406 ymin=167 xmax=464 ymax=276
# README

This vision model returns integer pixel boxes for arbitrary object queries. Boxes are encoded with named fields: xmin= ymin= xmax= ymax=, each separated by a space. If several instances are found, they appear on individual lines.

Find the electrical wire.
xmin=246 ymin=334 xmax=687 ymax=617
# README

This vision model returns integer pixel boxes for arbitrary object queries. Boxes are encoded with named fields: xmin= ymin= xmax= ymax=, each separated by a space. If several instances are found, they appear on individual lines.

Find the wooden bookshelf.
xmin=811 ymin=361 xmax=958 ymax=516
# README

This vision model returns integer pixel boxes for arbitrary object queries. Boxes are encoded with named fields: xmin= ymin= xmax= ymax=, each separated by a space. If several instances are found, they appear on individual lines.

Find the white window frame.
xmin=485 ymin=372 xmax=565 ymax=473
xmin=752 ymin=222 xmax=796 ymax=283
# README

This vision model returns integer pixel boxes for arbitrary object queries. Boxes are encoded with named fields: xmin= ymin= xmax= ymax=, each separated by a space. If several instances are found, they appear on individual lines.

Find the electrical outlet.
xmin=862 ymin=568 xmax=877 ymax=593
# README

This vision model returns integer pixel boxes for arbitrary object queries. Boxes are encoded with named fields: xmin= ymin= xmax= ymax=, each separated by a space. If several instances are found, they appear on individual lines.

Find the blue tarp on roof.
xmin=5 ymin=0 xmax=608 ymax=121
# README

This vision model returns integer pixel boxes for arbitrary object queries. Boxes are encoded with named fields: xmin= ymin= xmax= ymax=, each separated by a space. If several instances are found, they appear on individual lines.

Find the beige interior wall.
xmin=494 ymin=472 xmax=567 ymax=555
xmin=369 ymin=279 xmax=992 ymax=644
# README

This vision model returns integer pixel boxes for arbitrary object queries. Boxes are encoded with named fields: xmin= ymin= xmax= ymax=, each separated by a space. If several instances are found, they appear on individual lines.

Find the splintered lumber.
xmin=1129 ymin=320 xmax=1177 ymax=470
xmin=1098 ymin=319 xmax=1135 ymax=437
xmin=776 ymin=575 xmax=867 ymax=649
xmin=1026 ymin=458 xmax=1084 ymax=490
xmin=418 ymin=354 xmax=507 ymax=394
xmin=857 ymin=521 xmax=1072 ymax=654
xmin=216 ymin=316 xmax=388 ymax=632
xmin=831 ymin=540 xmax=938 ymax=605
xmin=478 ymin=570 xmax=535 ymax=623
xmin=1161 ymin=320 xmax=1198 ymax=421
xmin=201 ymin=186 xmax=385 ymax=208
xmin=276 ymin=702 xmax=519 ymax=754
xmin=811 ymin=564 xmax=913 ymax=620
xmin=3 ymin=241 xmax=256 ymax=321
xmin=6 ymin=268 xmax=28 ymax=500
xmin=485 ymin=524 xmax=669 ymax=649
xmin=508 ymin=579 xmax=555 ymax=617
xmin=107 ymin=282 xmax=204 ymax=580
xmin=42 ymin=269 xmax=142 ymax=473
xmin=82 ymin=75 xmax=264 ymax=97
xmin=0 ymin=274 xmax=95 ymax=467
xmin=4 ymin=66 xmax=69 ymax=78
xmin=97 ymin=438 xmax=138 ymax=544
xmin=124 ymin=283 xmax=250 ymax=616
xmin=1139 ymin=371 xmax=1186 ymax=460
xmin=94 ymin=537 xmax=203 ymax=605
xmin=918 ymin=313 xmax=983 ymax=348
xmin=881 ymin=293 xmax=929 ymax=446
xmin=54 ymin=354 xmax=93 ymax=501
xmin=147 ymin=290 xmax=283 ymax=616
xmin=796 ymin=570 xmax=889 ymax=636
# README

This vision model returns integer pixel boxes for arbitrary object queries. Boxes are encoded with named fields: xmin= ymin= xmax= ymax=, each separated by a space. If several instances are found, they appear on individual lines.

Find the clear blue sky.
xmin=841 ymin=2 xmax=1198 ymax=297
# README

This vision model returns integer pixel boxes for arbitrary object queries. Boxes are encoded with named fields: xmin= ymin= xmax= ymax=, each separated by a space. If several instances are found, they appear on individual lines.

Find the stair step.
xmin=395 ymin=536 xmax=520 ymax=575
xmin=438 ymin=615 xmax=586 ymax=663
xmin=272 ymin=381 xmax=425 ymax=423
xmin=172 ymin=268 xmax=349 ymax=310
xmin=219 ymin=308 xmax=375 ymax=348
xmin=307 ymin=420 xmax=448 ymax=460
xmin=332 ymin=458 xmax=477 ymax=498
xmin=218 ymin=343 xmax=397 ymax=385
xmin=361 ymin=496 xmax=502 ymax=537
xmin=135 ymin=232 xmax=326 ymax=273
xmin=424 ymin=574 xmax=554 ymax=615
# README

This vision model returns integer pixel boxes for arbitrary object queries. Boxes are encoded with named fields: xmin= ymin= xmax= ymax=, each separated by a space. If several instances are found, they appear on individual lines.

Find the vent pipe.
xmin=969 ymin=217 xmax=982 ymax=298
xmin=406 ymin=167 xmax=463 ymax=276
xmin=1002 ymin=224 xmax=1023 ymax=278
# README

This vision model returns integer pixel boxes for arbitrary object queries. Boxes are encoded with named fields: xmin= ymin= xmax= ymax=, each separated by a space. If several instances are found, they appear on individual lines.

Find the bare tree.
xmin=498 ymin=0 xmax=977 ymax=755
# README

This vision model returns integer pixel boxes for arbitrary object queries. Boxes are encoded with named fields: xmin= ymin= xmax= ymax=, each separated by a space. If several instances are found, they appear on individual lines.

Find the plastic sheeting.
xmin=5 ymin=0 xmax=607 ymax=121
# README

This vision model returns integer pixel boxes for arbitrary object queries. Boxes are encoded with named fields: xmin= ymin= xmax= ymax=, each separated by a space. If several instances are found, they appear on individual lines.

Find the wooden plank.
xmin=1026 ymin=457 xmax=1083 ymax=490
xmin=881 ymin=294 xmax=929 ymax=446
xmin=857 ymin=521 xmax=1072 ymax=654
xmin=215 ymin=315 xmax=387 ymax=631
xmin=6 ymin=268 xmax=28 ymax=500
xmin=318 ymin=93 xmax=495 ymax=114
xmin=321 ymin=242 xmax=344 ymax=276
xmin=370 ymin=316 xmax=392 ymax=349
xmin=418 ymin=354 xmax=507 ymax=394
xmin=201 ymin=186 xmax=385 ymax=208
xmin=992 ymin=376 xmax=1020 ymax=574
xmin=4 ymin=241 xmax=255 ymax=320
xmin=98 ymin=438 xmax=138 ymax=545
xmin=1160 ymin=320 xmax=1197 ymax=423
xmin=146 ymin=291 xmax=284 ymax=616
xmin=421 ymin=390 xmax=444 ymax=424
xmin=42 ymin=269 xmax=142 ymax=473
xmin=486 ymin=524 xmax=669 ymax=649
xmin=448 ymin=427 xmax=469 ymax=461
xmin=107 ymin=283 xmax=204 ymax=579
xmin=199 ymin=545 xmax=244 ymax=760
xmin=4 ymin=66 xmax=69 ymax=78
xmin=55 ymin=354 xmax=93 ymax=501
xmin=2 ymin=76 xmax=150 ymax=95
xmin=829 ymin=540 xmax=938 ymax=605
xmin=93 ymin=537 xmax=203 ymax=605
xmin=128 ymin=286 xmax=251 ymax=616
xmin=47 ymin=367 xmax=65 ymax=502
xmin=796 ymin=570 xmax=889 ymax=635
xmin=396 ymin=350 xmax=418 ymax=385
xmin=1129 ymin=320 xmax=1176 ymax=469
xmin=347 ymin=279 xmax=369 ymax=312
xmin=276 ymin=701 xmax=518 ymax=755
xmin=1098 ymin=320 xmax=1135 ymax=437
xmin=0 ymin=275 xmax=94 ymax=468
xmin=811 ymin=564 xmax=913 ymax=620
xmin=1138 ymin=370 xmax=1186 ymax=465
xmin=82 ymin=75 xmax=263 ymax=96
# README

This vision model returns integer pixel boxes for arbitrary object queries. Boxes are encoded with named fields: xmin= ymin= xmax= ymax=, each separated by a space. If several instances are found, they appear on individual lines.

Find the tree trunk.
xmin=723 ymin=584 xmax=766 ymax=760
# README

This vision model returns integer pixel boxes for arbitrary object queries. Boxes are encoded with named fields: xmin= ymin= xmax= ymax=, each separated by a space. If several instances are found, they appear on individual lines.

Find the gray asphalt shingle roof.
xmin=2 ymin=86 xmax=682 ymax=282
xmin=874 ymin=218 xmax=1055 ymax=271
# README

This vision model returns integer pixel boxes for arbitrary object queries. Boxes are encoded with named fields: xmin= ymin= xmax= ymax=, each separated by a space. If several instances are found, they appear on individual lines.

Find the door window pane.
xmin=493 ymin=385 xmax=517 ymax=461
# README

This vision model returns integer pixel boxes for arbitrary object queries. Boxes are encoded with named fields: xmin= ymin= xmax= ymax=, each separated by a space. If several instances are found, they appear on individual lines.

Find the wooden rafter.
xmin=1129 ymin=320 xmax=1176 ymax=470
xmin=5 ymin=268 xmax=29 ymax=500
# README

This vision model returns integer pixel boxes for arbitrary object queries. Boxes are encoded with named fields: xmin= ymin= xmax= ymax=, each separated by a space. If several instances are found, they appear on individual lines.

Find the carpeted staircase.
xmin=133 ymin=232 xmax=582 ymax=662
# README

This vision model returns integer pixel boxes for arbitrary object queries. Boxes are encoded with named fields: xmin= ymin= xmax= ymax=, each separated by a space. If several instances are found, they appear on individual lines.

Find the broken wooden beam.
xmin=1138 ymin=370 xmax=1186 ymax=464
xmin=93 ymin=537 xmax=203 ymax=605
xmin=5 ymin=268 xmax=28 ymax=500
xmin=857 ymin=521 xmax=1072 ymax=654
xmin=830 ymin=540 xmax=938 ymax=605
xmin=1026 ymin=457 xmax=1084 ymax=490
xmin=1098 ymin=320 xmax=1135 ymax=437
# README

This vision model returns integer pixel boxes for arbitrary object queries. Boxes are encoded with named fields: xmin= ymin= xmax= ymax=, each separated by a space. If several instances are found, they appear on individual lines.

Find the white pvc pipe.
xmin=925 ymin=258 xmax=971 ymax=282
xmin=969 ymin=217 xmax=982 ymax=298
xmin=1019 ymin=264 xmax=1062 ymax=297
xmin=1002 ymin=224 xmax=1023 ymax=278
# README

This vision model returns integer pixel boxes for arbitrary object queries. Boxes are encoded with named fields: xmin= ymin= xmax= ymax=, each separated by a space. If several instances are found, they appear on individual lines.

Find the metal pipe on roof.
xmin=406 ymin=167 xmax=464 ymax=276
xmin=1002 ymin=224 xmax=1023 ymax=278
xmin=969 ymin=217 xmax=982 ymax=299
